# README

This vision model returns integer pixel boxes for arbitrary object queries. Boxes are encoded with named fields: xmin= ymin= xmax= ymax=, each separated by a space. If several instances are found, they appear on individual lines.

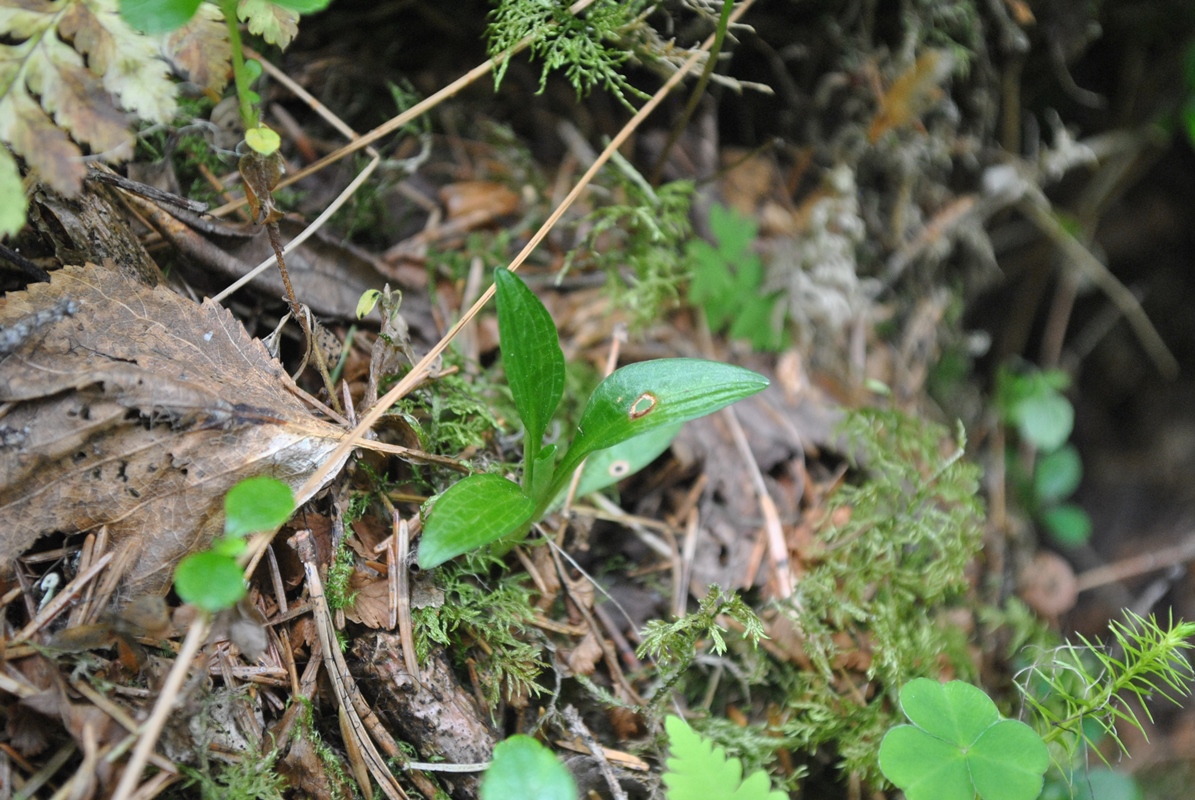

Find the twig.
xmin=1018 ymin=196 xmax=1178 ymax=379
xmin=291 ymin=530 xmax=410 ymax=800
xmin=720 ymin=406 xmax=795 ymax=600
xmin=109 ymin=612 xmax=211 ymax=800
xmin=563 ymin=705 xmax=628 ymax=800
xmin=1076 ymin=533 xmax=1195 ymax=592
xmin=210 ymin=156 xmax=380 ymax=304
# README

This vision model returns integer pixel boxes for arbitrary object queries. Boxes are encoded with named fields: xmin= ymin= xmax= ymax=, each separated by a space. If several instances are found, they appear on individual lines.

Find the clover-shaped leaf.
xmin=879 ymin=679 xmax=1048 ymax=800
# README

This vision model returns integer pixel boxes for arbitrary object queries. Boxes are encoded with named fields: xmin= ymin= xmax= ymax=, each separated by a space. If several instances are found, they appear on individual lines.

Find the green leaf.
xmin=968 ymin=720 xmax=1051 ymax=800
xmin=662 ymin=716 xmax=787 ymax=800
xmin=877 ymin=726 xmax=971 ymax=800
xmin=356 ymin=289 xmax=382 ymax=319
xmin=245 ymin=125 xmax=281 ymax=155
xmin=529 ymin=444 xmax=557 ymax=501
xmin=120 ymin=0 xmax=204 ymax=34
xmin=550 ymin=423 xmax=680 ymax=510
xmin=879 ymin=679 xmax=1048 ymax=800
xmin=480 ymin=735 xmax=576 ymax=800
xmin=0 ymin=150 xmax=27 ymax=238
xmin=269 ymin=0 xmax=333 ymax=12
xmin=1013 ymin=389 xmax=1073 ymax=451
xmin=224 ymin=476 xmax=294 ymax=538
xmin=1034 ymin=444 xmax=1083 ymax=502
xmin=553 ymin=359 xmax=768 ymax=490
xmin=494 ymin=268 xmax=565 ymax=463
xmin=237 ymin=0 xmax=300 ymax=48
xmin=1042 ymin=503 xmax=1092 ymax=546
xmin=175 ymin=552 xmax=246 ymax=612
xmin=417 ymin=473 xmax=536 ymax=569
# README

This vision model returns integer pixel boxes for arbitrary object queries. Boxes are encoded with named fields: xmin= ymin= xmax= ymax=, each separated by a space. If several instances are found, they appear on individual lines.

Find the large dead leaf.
xmin=0 ymin=262 xmax=352 ymax=596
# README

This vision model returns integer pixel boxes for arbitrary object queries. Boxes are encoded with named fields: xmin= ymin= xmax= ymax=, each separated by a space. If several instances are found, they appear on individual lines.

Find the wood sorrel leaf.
xmin=417 ymin=473 xmax=536 ymax=569
xmin=552 ymin=359 xmax=768 ymax=494
xmin=495 ymin=269 xmax=565 ymax=465
xmin=224 ymin=476 xmax=294 ymax=538
xmin=878 ymin=679 xmax=1048 ymax=800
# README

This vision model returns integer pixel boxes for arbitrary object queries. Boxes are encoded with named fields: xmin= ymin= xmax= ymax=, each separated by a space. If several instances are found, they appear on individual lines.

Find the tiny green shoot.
xmin=417 ymin=268 xmax=768 ymax=569
xmin=174 ymin=476 xmax=295 ymax=612
xmin=878 ymin=679 xmax=1048 ymax=800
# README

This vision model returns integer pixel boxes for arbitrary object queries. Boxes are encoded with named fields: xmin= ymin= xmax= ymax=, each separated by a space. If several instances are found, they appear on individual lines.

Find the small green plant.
xmin=995 ymin=365 xmax=1091 ymax=545
xmin=662 ymin=715 xmax=787 ymax=800
xmin=174 ymin=476 xmax=294 ymax=611
xmin=878 ymin=679 xmax=1049 ymax=800
xmin=637 ymin=585 xmax=766 ymax=712
xmin=416 ymin=268 xmax=768 ymax=569
xmin=1019 ymin=611 xmax=1195 ymax=760
xmin=479 ymin=735 xmax=577 ymax=800
xmin=687 ymin=203 xmax=786 ymax=352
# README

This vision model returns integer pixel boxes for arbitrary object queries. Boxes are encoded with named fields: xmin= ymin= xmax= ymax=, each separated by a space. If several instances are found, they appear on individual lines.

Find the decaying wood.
xmin=0 ymin=262 xmax=353 ymax=596
xmin=351 ymin=633 xmax=498 ymax=800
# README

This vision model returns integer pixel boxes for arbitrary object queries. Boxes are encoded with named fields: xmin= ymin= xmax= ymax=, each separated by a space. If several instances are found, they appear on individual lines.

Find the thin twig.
xmin=292 ymin=529 xmax=409 ymax=800
xmin=109 ymin=613 xmax=211 ymax=800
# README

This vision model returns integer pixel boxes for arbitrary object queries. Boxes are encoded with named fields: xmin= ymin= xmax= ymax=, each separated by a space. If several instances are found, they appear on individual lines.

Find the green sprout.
xmin=416 ymin=268 xmax=768 ymax=569
xmin=174 ymin=476 xmax=294 ymax=612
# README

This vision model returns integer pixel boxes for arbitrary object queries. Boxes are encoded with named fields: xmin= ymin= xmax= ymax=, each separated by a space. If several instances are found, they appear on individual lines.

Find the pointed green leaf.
xmin=495 ymin=268 xmax=565 ymax=459
xmin=553 ymin=359 xmax=767 ymax=488
xmin=418 ymin=473 xmax=535 ymax=569
xmin=480 ymin=735 xmax=576 ymax=800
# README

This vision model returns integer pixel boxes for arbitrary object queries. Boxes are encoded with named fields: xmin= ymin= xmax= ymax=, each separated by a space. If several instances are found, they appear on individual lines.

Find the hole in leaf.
xmin=629 ymin=393 xmax=657 ymax=420
xmin=608 ymin=460 xmax=631 ymax=478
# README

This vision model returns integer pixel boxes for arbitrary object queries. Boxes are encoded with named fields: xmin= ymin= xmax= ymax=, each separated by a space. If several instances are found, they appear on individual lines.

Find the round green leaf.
xmin=1014 ymin=390 xmax=1073 ymax=451
xmin=882 ymin=681 xmax=1049 ymax=800
xmin=480 ymin=735 xmax=576 ymax=800
xmin=969 ymin=719 xmax=1050 ymax=800
xmin=418 ymin=474 xmax=536 ymax=569
xmin=120 ymin=0 xmax=203 ymax=33
xmin=224 ymin=476 xmax=295 ymax=538
xmin=899 ymin=678 xmax=999 ymax=746
xmin=245 ymin=126 xmax=282 ymax=156
xmin=1042 ymin=504 xmax=1092 ymax=546
xmin=175 ymin=552 xmax=246 ymax=612
xmin=1034 ymin=445 xmax=1082 ymax=503
xmin=879 ymin=726 xmax=973 ymax=800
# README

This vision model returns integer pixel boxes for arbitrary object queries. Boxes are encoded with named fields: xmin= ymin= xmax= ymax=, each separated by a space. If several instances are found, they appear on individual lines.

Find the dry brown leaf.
xmin=0 ymin=262 xmax=352 ymax=596
xmin=566 ymin=631 xmax=604 ymax=677
xmin=162 ymin=4 xmax=232 ymax=96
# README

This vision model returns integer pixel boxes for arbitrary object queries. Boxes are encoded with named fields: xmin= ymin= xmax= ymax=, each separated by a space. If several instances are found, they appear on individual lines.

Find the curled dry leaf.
xmin=0 ymin=262 xmax=353 ymax=596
